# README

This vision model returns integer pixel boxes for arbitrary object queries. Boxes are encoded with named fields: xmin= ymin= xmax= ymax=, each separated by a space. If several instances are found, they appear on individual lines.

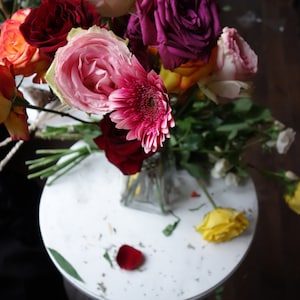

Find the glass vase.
xmin=121 ymin=151 xmax=175 ymax=214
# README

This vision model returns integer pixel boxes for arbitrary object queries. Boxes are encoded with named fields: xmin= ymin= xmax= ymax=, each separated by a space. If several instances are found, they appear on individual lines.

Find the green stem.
xmin=197 ymin=179 xmax=218 ymax=209
xmin=247 ymin=163 xmax=285 ymax=180
xmin=0 ymin=0 xmax=10 ymax=19
xmin=174 ymin=84 xmax=199 ymax=118
xmin=12 ymin=0 xmax=19 ymax=13
xmin=46 ymin=155 xmax=89 ymax=185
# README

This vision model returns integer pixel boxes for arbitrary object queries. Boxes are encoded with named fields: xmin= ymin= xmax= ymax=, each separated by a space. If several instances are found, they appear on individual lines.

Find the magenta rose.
xmin=93 ymin=114 xmax=152 ymax=175
xmin=19 ymin=0 xmax=101 ymax=55
xmin=127 ymin=0 xmax=221 ymax=70
xmin=45 ymin=27 xmax=132 ymax=114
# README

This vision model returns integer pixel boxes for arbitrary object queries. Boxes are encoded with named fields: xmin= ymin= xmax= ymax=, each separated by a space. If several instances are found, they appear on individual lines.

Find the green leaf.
xmin=233 ymin=98 xmax=253 ymax=113
xmin=163 ymin=219 xmax=180 ymax=236
xmin=48 ymin=248 xmax=84 ymax=282
xmin=216 ymin=123 xmax=250 ymax=132
xmin=103 ymin=250 xmax=113 ymax=268
xmin=228 ymin=129 xmax=238 ymax=140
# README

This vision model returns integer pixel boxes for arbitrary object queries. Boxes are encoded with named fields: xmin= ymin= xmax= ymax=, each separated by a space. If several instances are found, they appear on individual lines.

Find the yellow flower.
xmin=195 ymin=208 xmax=249 ymax=243
xmin=284 ymin=182 xmax=300 ymax=214
xmin=159 ymin=49 xmax=217 ymax=94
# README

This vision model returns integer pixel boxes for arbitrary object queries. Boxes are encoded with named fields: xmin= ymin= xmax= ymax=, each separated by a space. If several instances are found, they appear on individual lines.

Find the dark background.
xmin=0 ymin=0 xmax=300 ymax=299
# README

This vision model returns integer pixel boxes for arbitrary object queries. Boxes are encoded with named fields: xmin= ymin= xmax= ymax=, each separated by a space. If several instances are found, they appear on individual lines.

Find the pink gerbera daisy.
xmin=109 ymin=56 xmax=175 ymax=153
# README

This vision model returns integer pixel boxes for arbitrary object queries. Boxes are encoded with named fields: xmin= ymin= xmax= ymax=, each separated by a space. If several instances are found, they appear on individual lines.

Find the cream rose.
xmin=276 ymin=128 xmax=296 ymax=154
xmin=45 ymin=26 xmax=132 ymax=114
xmin=196 ymin=208 xmax=249 ymax=242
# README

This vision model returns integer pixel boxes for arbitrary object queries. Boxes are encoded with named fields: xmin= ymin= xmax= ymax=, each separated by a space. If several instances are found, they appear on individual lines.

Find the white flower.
xmin=211 ymin=158 xmax=231 ymax=179
xmin=276 ymin=128 xmax=296 ymax=154
xmin=225 ymin=172 xmax=240 ymax=186
xmin=274 ymin=120 xmax=285 ymax=131
xmin=285 ymin=171 xmax=300 ymax=181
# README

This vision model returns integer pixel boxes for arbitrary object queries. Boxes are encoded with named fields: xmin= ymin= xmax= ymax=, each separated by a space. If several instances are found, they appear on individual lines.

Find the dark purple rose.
xmin=126 ymin=15 xmax=155 ymax=72
xmin=93 ymin=115 xmax=152 ymax=175
xmin=20 ymin=0 xmax=101 ymax=56
xmin=127 ymin=0 xmax=222 ymax=70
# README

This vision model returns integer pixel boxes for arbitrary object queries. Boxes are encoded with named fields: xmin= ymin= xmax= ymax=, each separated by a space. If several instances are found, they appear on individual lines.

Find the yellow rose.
xmin=284 ymin=182 xmax=300 ymax=214
xmin=195 ymin=208 xmax=249 ymax=243
xmin=159 ymin=48 xmax=217 ymax=94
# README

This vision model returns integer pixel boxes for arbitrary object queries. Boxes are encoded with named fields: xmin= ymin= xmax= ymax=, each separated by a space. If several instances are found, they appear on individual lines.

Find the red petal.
xmin=191 ymin=191 xmax=200 ymax=197
xmin=116 ymin=245 xmax=144 ymax=270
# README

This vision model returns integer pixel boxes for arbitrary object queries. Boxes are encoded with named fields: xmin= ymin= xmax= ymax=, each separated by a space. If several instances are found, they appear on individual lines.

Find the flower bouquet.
xmin=0 ymin=0 xmax=299 ymax=247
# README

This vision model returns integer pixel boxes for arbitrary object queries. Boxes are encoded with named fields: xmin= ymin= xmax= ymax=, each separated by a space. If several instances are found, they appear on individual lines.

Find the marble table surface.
xmin=39 ymin=144 xmax=258 ymax=300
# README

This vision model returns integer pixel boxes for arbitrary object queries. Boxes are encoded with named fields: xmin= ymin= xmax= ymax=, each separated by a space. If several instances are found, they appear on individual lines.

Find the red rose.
xmin=93 ymin=115 xmax=152 ymax=175
xmin=19 ymin=0 xmax=101 ymax=55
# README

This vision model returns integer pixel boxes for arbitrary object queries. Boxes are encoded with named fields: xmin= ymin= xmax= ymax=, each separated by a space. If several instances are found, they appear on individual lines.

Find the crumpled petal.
xmin=116 ymin=244 xmax=144 ymax=270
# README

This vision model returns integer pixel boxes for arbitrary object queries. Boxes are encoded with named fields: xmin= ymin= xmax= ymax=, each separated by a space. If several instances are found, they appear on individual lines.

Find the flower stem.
xmin=197 ymin=179 xmax=218 ymax=209
xmin=247 ymin=163 xmax=284 ymax=180
xmin=0 ymin=0 xmax=10 ymax=19
xmin=26 ymin=103 xmax=99 ymax=125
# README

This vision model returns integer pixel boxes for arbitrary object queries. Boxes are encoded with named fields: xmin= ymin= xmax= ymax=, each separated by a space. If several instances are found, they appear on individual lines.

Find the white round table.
xmin=39 ymin=148 xmax=258 ymax=300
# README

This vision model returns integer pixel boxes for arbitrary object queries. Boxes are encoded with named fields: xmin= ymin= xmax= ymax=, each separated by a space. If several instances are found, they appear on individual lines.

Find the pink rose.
xmin=45 ymin=26 xmax=132 ymax=114
xmin=198 ymin=27 xmax=258 ymax=102
xmin=214 ymin=27 xmax=258 ymax=81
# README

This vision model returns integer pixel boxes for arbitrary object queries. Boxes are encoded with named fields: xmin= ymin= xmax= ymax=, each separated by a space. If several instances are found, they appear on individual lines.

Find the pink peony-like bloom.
xmin=45 ymin=26 xmax=132 ymax=115
xmin=198 ymin=27 xmax=258 ymax=102
xmin=109 ymin=56 xmax=175 ymax=153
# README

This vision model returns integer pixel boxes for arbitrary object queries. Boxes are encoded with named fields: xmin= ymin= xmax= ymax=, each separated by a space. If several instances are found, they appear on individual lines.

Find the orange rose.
xmin=0 ymin=65 xmax=29 ymax=140
xmin=0 ymin=8 xmax=51 ymax=83
xmin=159 ymin=48 xmax=217 ymax=94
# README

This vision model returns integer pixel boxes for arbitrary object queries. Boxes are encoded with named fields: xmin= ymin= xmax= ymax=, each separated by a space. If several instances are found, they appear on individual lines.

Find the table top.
xmin=39 ymin=145 xmax=258 ymax=300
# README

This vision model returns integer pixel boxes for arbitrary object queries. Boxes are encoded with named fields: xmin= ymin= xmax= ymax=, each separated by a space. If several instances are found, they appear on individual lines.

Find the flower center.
xmin=138 ymin=87 xmax=163 ymax=121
